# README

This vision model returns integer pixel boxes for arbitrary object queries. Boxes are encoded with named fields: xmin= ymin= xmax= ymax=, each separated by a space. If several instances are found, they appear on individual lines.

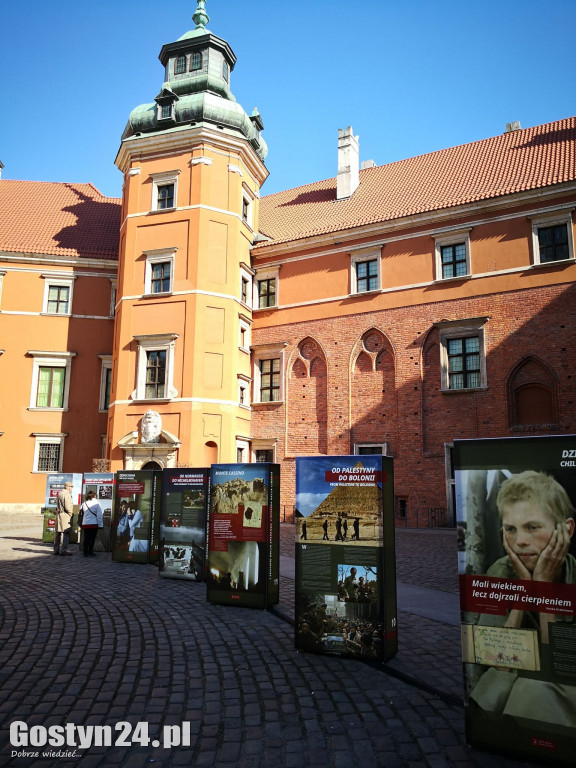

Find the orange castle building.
xmin=1 ymin=3 xmax=575 ymax=525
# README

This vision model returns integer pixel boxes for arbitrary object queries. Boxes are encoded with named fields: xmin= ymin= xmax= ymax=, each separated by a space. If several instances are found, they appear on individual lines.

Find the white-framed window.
xmin=350 ymin=249 xmax=381 ymax=294
xmin=353 ymin=443 xmax=388 ymax=455
xmin=254 ymin=267 xmax=279 ymax=309
xmin=150 ymin=170 xmax=180 ymax=212
xmin=144 ymin=249 xmax=176 ymax=295
xmin=132 ymin=333 xmax=178 ymax=401
xmin=241 ymin=276 xmax=250 ymax=304
xmin=239 ymin=315 xmax=251 ymax=352
xmin=28 ymin=351 xmax=76 ymax=411
xmin=109 ymin=279 xmax=117 ymax=317
xmin=0 ymin=270 xmax=5 ymax=307
xmin=530 ymin=210 xmax=575 ymax=265
xmin=191 ymin=51 xmax=203 ymax=70
xmin=433 ymin=229 xmax=472 ymax=280
xmin=42 ymin=274 xmax=76 ymax=315
xmin=157 ymin=101 xmax=176 ymax=121
xmin=437 ymin=318 xmax=488 ymax=392
xmin=238 ymin=374 xmax=251 ymax=409
xmin=32 ymin=433 xmax=66 ymax=473
xmin=252 ymin=343 xmax=286 ymax=403
xmin=240 ymin=263 xmax=253 ymax=308
xmin=259 ymin=358 xmax=280 ymax=402
xmin=252 ymin=440 xmax=276 ymax=463
xmin=241 ymin=185 xmax=256 ymax=229
xmin=236 ymin=438 xmax=250 ymax=464
xmin=99 ymin=355 xmax=113 ymax=412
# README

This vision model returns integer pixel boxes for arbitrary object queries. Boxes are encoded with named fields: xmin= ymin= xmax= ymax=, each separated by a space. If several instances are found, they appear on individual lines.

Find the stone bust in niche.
xmin=141 ymin=410 xmax=162 ymax=444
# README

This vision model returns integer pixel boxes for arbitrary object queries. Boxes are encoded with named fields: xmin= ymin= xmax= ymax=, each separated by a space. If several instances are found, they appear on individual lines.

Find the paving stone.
xmin=0 ymin=524 xmax=547 ymax=768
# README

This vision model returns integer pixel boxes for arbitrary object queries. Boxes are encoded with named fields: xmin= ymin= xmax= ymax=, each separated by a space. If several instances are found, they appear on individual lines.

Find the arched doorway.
xmin=141 ymin=460 xmax=162 ymax=470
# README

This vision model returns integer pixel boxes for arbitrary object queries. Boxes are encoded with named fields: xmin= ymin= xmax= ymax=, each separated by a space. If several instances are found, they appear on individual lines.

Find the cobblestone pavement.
xmin=0 ymin=522 xmax=542 ymax=768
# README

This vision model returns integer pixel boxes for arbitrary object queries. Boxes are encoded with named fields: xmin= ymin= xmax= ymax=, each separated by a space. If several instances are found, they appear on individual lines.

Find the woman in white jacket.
xmin=80 ymin=491 xmax=104 ymax=557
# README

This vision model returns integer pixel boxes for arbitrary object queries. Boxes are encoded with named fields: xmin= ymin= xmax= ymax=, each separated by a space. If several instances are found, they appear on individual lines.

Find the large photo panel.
xmin=455 ymin=436 xmax=576 ymax=765
xmin=206 ymin=463 xmax=280 ymax=608
xmin=295 ymin=455 xmax=397 ymax=661
xmin=159 ymin=468 xmax=209 ymax=580
xmin=112 ymin=470 xmax=161 ymax=564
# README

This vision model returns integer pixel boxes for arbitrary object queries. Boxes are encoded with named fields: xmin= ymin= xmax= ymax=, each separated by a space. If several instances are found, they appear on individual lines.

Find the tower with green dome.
xmin=109 ymin=2 xmax=269 ymax=472
xmin=120 ymin=1 xmax=267 ymax=162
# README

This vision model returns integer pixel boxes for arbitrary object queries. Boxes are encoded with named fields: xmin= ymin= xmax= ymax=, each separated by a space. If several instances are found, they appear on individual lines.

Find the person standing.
xmin=54 ymin=481 xmax=74 ymax=556
xmin=322 ymin=519 xmax=329 ymax=540
xmin=335 ymin=518 xmax=343 ymax=541
xmin=80 ymin=491 xmax=104 ymax=557
xmin=128 ymin=500 xmax=148 ymax=552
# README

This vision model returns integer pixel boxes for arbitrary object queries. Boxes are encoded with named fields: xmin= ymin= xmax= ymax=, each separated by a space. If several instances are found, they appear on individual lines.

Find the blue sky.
xmin=1 ymin=1 xmax=575 ymax=199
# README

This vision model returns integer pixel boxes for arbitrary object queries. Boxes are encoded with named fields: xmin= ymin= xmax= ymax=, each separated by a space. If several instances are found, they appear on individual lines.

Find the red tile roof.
xmin=257 ymin=117 xmax=576 ymax=248
xmin=0 ymin=181 xmax=120 ymax=260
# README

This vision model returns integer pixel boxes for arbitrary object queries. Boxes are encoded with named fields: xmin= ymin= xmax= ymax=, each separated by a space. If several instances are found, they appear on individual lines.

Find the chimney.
xmin=0 ymin=161 xmax=4 ymax=179
xmin=361 ymin=159 xmax=376 ymax=170
xmin=505 ymin=121 xmax=521 ymax=133
xmin=337 ymin=127 xmax=359 ymax=200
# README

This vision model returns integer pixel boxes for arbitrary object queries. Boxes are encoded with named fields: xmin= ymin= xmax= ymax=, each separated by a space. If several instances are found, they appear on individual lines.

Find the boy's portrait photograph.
xmin=455 ymin=436 xmax=576 ymax=750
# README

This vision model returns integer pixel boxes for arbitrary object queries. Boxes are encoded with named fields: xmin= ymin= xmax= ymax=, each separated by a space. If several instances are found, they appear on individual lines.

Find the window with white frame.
xmin=252 ymin=440 xmax=276 ymax=463
xmin=239 ymin=315 xmax=251 ymax=352
xmin=33 ymin=433 xmax=66 ymax=473
xmin=236 ymin=438 xmax=250 ymax=464
xmin=241 ymin=185 xmax=255 ymax=229
xmin=145 ymin=351 xmax=166 ymax=398
xmin=29 ymin=351 xmax=75 ymax=410
xmin=238 ymin=374 xmax=251 ymax=408
xmin=42 ymin=275 xmax=75 ymax=315
xmin=255 ymin=267 xmax=279 ymax=309
xmin=133 ymin=333 xmax=178 ymax=401
xmin=530 ymin=211 xmax=575 ymax=265
xmin=158 ymin=102 xmax=175 ymax=121
xmin=350 ymin=249 xmax=381 ymax=294
xmin=241 ymin=276 xmax=250 ymax=304
xmin=150 ymin=170 xmax=180 ymax=212
xmin=0 ymin=270 xmax=5 ymax=306
xmin=191 ymin=51 xmax=202 ymax=70
xmin=144 ymin=249 xmax=176 ymax=295
xmin=252 ymin=344 xmax=285 ymax=403
xmin=240 ymin=264 xmax=253 ymax=308
xmin=354 ymin=443 xmax=387 ymax=455
xmin=437 ymin=318 xmax=488 ymax=391
xmin=260 ymin=358 xmax=280 ymax=402
xmin=99 ymin=355 xmax=113 ymax=411
xmin=433 ymin=229 xmax=472 ymax=280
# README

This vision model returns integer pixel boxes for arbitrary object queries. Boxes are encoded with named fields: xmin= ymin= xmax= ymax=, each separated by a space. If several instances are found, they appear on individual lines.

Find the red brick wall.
xmin=252 ymin=282 xmax=576 ymax=526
